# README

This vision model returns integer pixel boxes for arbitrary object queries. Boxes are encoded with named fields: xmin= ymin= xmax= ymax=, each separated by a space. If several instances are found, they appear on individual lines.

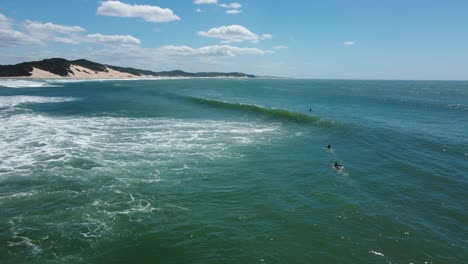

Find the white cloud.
xmin=54 ymin=44 xmax=272 ymax=74
xmin=24 ymin=20 xmax=86 ymax=45
xmin=0 ymin=29 xmax=41 ymax=46
xmin=272 ymin=45 xmax=288 ymax=50
xmin=86 ymin=34 xmax=141 ymax=46
xmin=226 ymin=9 xmax=242 ymax=14
xmin=195 ymin=8 xmax=205 ymax=13
xmin=0 ymin=13 xmax=140 ymax=48
xmin=97 ymin=1 xmax=180 ymax=23
xmin=159 ymin=45 xmax=271 ymax=56
xmin=23 ymin=20 xmax=86 ymax=45
xmin=198 ymin=25 xmax=271 ymax=43
xmin=52 ymin=37 xmax=80 ymax=45
xmin=194 ymin=0 xmax=218 ymax=4
xmin=344 ymin=41 xmax=355 ymax=46
xmin=0 ymin=13 xmax=13 ymax=30
xmin=0 ymin=13 xmax=41 ymax=46
xmin=24 ymin=20 xmax=85 ymax=35
xmin=219 ymin=3 xmax=242 ymax=9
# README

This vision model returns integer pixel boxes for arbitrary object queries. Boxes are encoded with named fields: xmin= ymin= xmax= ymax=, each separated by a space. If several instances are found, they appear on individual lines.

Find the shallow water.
xmin=1 ymin=78 xmax=467 ymax=263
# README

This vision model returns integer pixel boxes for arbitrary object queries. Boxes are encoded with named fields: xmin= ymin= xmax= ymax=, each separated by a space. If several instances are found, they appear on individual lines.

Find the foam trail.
xmin=369 ymin=251 xmax=384 ymax=257
xmin=0 ymin=79 xmax=59 ymax=88
xmin=0 ymin=96 xmax=79 ymax=108
xmin=45 ymin=76 xmax=194 ymax=84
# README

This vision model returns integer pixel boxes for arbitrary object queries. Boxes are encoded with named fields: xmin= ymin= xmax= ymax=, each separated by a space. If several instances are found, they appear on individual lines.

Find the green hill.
xmin=0 ymin=58 xmax=255 ymax=78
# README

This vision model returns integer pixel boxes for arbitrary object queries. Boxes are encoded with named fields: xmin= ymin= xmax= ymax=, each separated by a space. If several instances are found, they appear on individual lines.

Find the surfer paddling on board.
xmin=333 ymin=162 xmax=344 ymax=171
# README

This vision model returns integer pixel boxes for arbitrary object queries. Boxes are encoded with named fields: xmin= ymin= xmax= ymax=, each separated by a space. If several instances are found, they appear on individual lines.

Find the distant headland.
xmin=0 ymin=58 xmax=255 ymax=79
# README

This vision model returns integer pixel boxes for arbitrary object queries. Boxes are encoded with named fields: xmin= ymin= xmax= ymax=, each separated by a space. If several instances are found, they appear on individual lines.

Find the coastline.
xmin=0 ymin=76 xmax=250 ymax=81
xmin=0 ymin=59 xmax=256 ymax=80
xmin=0 ymin=75 xmax=250 ymax=88
xmin=0 ymin=67 xmax=251 ymax=81
xmin=0 ymin=61 xmax=252 ymax=88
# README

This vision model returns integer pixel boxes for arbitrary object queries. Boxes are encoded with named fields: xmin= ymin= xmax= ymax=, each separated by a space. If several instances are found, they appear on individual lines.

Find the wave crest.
xmin=0 ymin=79 xmax=60 ymax=88
xmin=184 ymin=96 xmax=341 ymax=128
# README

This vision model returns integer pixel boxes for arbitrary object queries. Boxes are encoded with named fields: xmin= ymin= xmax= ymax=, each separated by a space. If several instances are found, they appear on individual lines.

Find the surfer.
xmin=327 ymin=144 xmax=331 ymax=150
xmin=309 ymin=108 xmax=312 ymax=112
xmin=333 ymin=162 xmax=343 ymax=170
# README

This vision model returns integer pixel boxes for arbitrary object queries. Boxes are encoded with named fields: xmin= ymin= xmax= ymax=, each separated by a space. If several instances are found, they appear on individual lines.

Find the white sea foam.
xmin=0 ymin=79 xmax=60 ymax=88
xmin=7 ymin=236 xmax=42 ymax=255
xmin=45 ymin=76 xmax=192 ymax=84
xmin=0 ymin=95 xmax=79 ymax=108
xmin=369 ymin=250 xmax=385 ymax=257
xmin=0 ymin=190 xmax=37 ymax=200
xmin=0 ymin=113 xmax=281 ymax=258
xmin=0 ymin=114 xmax=280 ymax=176
xmin=7 ymin=218 xmax=43 ymax=255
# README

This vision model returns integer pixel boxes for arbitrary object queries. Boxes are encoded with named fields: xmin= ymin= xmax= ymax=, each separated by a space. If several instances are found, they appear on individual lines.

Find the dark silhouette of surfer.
xmin=327 ymin=144 xmax=331 ymax=150
xmin=334 ymin=162 xmax=343 ymax=170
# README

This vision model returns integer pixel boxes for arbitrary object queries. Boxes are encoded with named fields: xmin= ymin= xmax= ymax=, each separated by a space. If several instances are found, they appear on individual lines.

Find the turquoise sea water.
xmin=0 ymin=78 xmax=467 ymax=263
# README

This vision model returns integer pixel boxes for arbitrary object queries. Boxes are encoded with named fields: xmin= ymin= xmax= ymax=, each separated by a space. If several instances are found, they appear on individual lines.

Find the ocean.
xmin=0 ymin=78 xmax=467 ymax=263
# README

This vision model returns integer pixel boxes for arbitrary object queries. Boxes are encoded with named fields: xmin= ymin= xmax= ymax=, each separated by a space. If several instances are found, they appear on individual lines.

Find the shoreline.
xmin=0 ymin=76 xmax=251 ymax=88
xmin=0 ymin=65 xmax=253 ymax=81
xmin=0 ymin=76 xmax=251 ymax=80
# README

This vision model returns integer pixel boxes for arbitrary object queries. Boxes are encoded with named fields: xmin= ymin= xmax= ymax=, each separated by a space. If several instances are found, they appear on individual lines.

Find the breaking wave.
xmin=0 ymin=79 xmax=60 ymax=88
xmin=182 ymin=96 xmax=342 ymax=128
xmin=0 ymin=95 xmax=79 ymax=109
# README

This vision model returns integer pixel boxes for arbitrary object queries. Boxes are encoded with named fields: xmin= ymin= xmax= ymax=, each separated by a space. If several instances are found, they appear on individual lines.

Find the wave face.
xmin=1 ymin=79 xmax=467 ymax=263
xmin=183 ymin=95 xmax=341 ymax=128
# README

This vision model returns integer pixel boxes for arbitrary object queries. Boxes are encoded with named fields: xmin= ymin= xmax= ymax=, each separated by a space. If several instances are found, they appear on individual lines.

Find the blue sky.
xmin=0 ymin=0 xmax=467 ymax=79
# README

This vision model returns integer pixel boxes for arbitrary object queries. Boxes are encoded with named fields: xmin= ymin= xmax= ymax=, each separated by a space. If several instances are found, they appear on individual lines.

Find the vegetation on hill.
xmin=0 ymin=58 xmax=255 ymax=78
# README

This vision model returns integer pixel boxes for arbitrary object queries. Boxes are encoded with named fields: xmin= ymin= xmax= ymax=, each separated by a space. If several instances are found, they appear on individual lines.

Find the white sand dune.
xmin=0 ymin=65 xmax=250 ymax=82
xmin=28 ymin=68 xmax=62 ymax=78
xmin=26 ymin=65 xmax=151 ymax=79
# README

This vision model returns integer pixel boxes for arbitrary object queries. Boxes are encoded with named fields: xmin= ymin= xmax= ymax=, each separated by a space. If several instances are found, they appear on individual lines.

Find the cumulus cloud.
xmin=344 ymin=41 xmax=355 ymax=46
xmin=194 ymin=0 xmax=218 ymax=4
xmin=24 ymin=20 xmax=85 ymax=35
xmin=0 ymin=13 xmax=141 ymax=48
xmin=86 ymin=33 xmax=141 ymax=45
xmin=226 ymin=9 xmax=242 ymax=14
xmin=159 ymin=45 xmax=271 ymax=56
xmin=219 ymin=3 xmax=242 ymax=9
xmin=0 ymin=13 xmax=41 ymax=46
xmin=23 ymin=20 xmax=87 ymax=45
xmin=97 ymin=0 xmax=180 ymax=23
xmin=0 ymin=29 xmax=41 ymax=46
xmin=195 ymin=8 xmax=205 ymax=13
xmin=198 ymin=25 xmax=271 ymax=43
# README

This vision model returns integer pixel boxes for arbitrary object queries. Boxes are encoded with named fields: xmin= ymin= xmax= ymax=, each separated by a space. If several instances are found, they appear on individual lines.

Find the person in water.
xmin=334 ymin=162 xmax=343 ymax=170
xmin=327 ymin=144 xmax=331 ymax=150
